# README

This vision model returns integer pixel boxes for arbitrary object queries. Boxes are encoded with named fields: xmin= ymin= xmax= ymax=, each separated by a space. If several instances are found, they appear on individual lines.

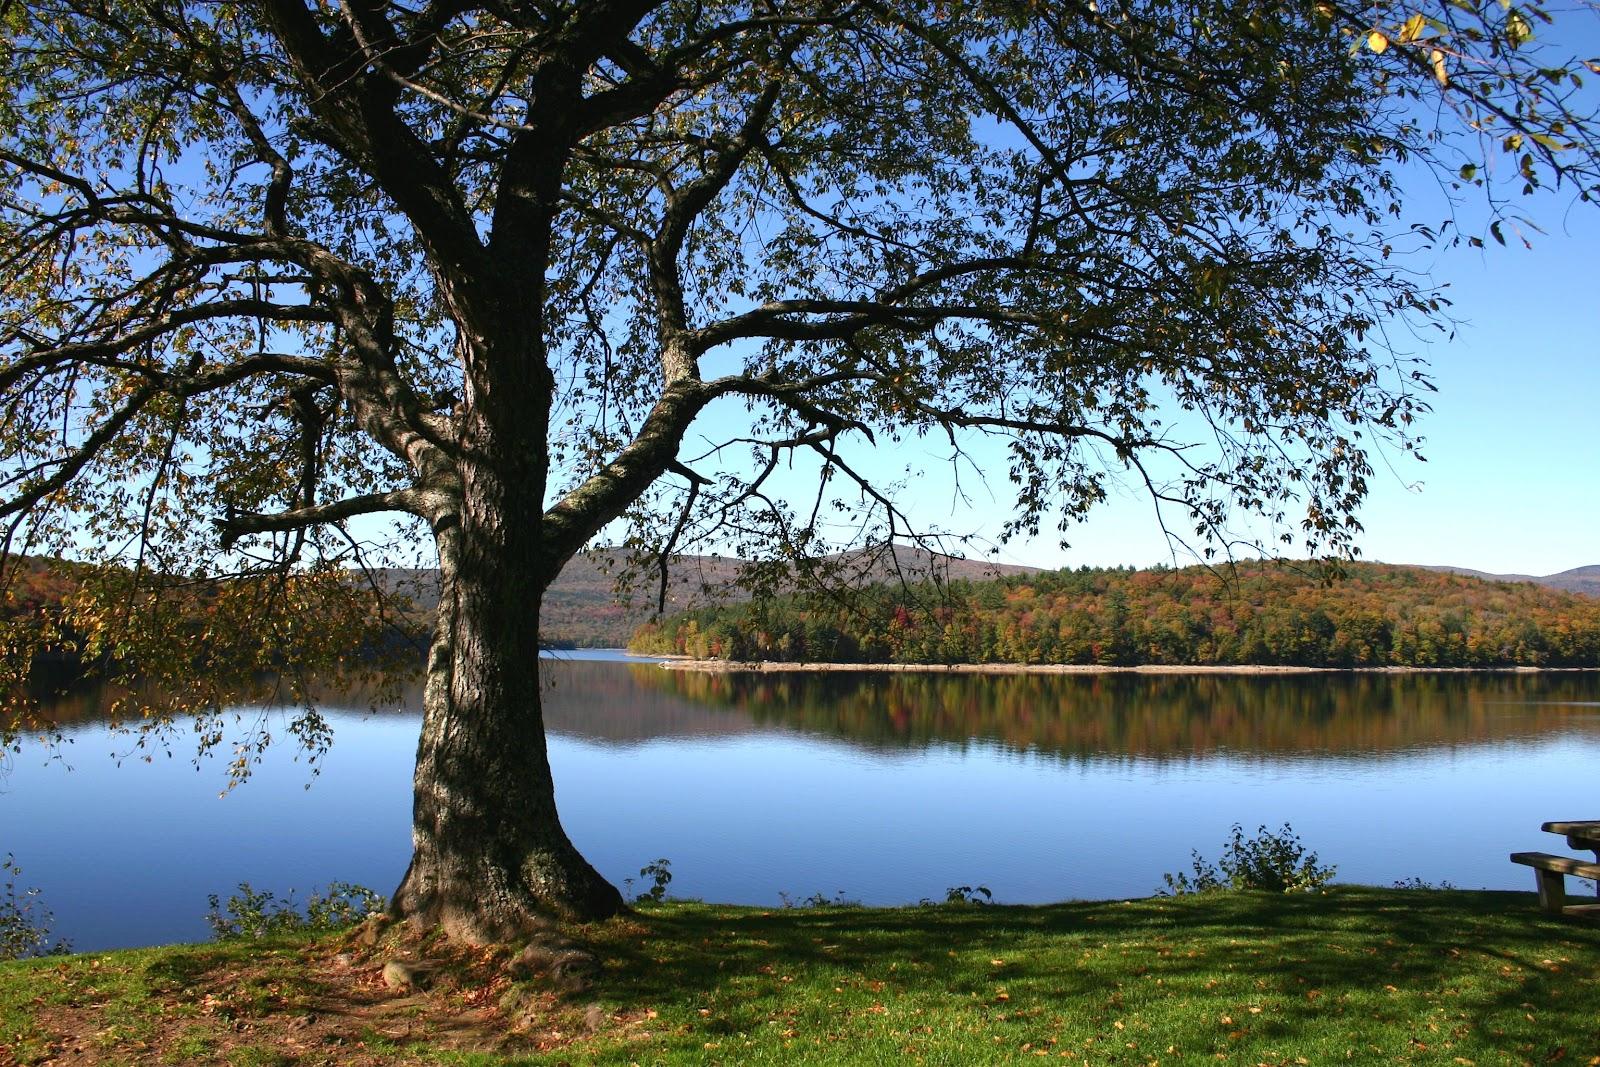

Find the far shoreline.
xmin=656 ymin=658 xmax=1600 ymax=676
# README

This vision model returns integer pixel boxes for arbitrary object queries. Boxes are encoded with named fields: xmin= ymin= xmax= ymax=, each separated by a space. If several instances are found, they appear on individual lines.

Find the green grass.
xmin=3 ymin=888 xmax=1598 ymax=1065
xmin=0 ymin=935 xmax=320 ymax=1065
xmin=574 ymin=888 xmax=1600 ymax=1066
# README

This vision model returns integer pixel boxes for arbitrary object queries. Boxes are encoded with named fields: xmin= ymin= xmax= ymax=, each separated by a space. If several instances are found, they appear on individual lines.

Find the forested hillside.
xmin=0 ymin=556 xmax=392 ymax=691
xmin=0 ymin=548 xmax=1034 ymax=670
xmin=629 ymin=562 xmax=1600 ymax=668
xmin=373 ymin=547 xmax=1034 ymax=647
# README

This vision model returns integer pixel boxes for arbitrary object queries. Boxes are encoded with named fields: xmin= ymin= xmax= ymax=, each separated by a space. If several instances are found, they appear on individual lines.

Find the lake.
xmin=5 ymin=654 xmax=1600 ymax=950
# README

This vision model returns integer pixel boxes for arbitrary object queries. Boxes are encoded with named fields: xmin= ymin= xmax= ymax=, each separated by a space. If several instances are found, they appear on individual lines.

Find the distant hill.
xmin=374 ymin=546 xmax=1038 ymax=648
xmin=630 ymin=559 xmax=1600 ymax=668
xmin=23 ymin=548 xmax=1591 ymax=660
xmin=1415 ymin=564 xmax=1600 ymax=598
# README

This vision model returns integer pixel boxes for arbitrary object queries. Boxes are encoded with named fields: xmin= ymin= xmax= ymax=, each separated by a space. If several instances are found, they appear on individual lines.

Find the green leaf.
xmin=1458 ymin=163 xmax=1478 ymax=181
xmin=1506 ymin=10 xmax=1533 ymax=48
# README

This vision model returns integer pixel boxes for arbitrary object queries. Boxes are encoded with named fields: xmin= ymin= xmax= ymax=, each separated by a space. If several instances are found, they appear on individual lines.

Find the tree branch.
xmin=1 ymin=302 xmax=336 ymax=393
xmin=216 ymin=488 xmax=430 ymax=549
xmin=691 ymin=295 xmax=1070 ymax=352
xmin=655 ymin=459 xmax=708 ymax=614
xmin=0 ymin=383 xmax=159 ymax=521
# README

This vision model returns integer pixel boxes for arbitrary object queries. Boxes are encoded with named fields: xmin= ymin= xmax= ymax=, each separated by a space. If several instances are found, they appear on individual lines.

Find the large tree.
xmin=1 ymin=0 xmax=1596 ymax=939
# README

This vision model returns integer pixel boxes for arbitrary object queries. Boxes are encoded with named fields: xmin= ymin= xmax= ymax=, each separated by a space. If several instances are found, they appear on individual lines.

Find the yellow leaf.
xmin=1368 ymin=31 xmax=1389 ymax=53
xmin=1399 ymin=13 xmax=1426 ymax=42
xmin=1506 ymin=10 xmax=1532 ymax=48
xmin=1431 ymin=49 xmax=1449 ymax=85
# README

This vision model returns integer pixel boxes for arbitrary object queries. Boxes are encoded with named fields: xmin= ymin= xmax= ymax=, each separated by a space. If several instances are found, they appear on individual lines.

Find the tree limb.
xmin=216 ymin=488 xmax=430 ymax=549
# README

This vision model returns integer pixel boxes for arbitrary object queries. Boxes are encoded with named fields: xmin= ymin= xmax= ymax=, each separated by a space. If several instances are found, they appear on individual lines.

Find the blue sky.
xmin=1344 ymin=200 xmax=1600 ymax=576
xmin=654 ymin=19 xmax=1600 ymax=580
xmin=992 ymin=198 xmax=1600 ymax=578
xmin=676 ymin=193 xmax=1600 ymax=579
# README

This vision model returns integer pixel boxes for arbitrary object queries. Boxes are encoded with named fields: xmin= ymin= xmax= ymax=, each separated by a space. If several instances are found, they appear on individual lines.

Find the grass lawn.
xmin=2 ymin=887 xmax=1597 ymax=1065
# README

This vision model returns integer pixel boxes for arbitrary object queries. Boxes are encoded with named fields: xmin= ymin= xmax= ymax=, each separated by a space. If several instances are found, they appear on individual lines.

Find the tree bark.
xmin=390 ymin=526 xmax=626 ymax=938
xmin=389 ymin=368 xmax=626 ymax=940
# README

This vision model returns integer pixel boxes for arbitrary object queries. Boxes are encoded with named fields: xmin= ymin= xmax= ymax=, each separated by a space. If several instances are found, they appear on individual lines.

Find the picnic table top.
xmin=1542 ymin=821 xmax=1600 ymax=845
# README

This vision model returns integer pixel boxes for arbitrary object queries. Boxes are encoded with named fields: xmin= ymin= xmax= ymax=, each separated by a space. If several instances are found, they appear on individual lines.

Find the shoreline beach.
xmin=656 ymin=659 xmax=1599 ymax=675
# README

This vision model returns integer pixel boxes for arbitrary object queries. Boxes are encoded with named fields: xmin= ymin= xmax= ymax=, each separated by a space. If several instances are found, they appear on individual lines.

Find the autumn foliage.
xmin=629 ymin=562 xmax=1600 ymax=667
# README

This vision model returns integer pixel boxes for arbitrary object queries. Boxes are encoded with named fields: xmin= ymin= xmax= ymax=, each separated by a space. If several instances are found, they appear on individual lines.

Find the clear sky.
xmin=1002 ymin=20 xmax=1600 ymax=579
xmin=1346 ymin=199 xmax=1600 ymax=577
xmin=651 ymin=183 xmax=1600 ymax=581
xmin=994 ymin=197 xmax=1600 ymax=578
xmin=654 ymin=19 xmax=1600 ymax=581
xmin=536 ymin=18 xmax=1600 ymax=582
xmin=675 ymin=191 xmax=1600 ymax=580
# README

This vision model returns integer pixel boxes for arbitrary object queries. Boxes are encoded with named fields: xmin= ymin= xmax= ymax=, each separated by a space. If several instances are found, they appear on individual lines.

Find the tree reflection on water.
xmin=18 ymin=660 xmax=1600 ymax=764
xmin=630 ymin=668 xmax=1600 ymax=761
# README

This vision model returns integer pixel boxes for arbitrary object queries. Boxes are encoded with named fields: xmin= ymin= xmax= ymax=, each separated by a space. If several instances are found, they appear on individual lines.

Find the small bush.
xmin=205 ymin=881 xmax=385 ymax=940
xmin=778 ymin=889 xmax=859 ymax=908
xmin=922 ymin=884 xmax=994 ymax=906
xmin=1392 ymin=876 xmax=1456 ymax=890
xmin=1161 ymin=823 xmax=1336 ymax=895
xmin=624 ymin=858 xmax=673 ymax=904
xmin=1 ymin=853 xmax=69 ymax=960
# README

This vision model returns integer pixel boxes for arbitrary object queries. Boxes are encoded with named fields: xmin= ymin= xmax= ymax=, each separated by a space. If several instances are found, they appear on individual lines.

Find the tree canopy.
xmin=2 ymin=0 xmax=1597 ymax=933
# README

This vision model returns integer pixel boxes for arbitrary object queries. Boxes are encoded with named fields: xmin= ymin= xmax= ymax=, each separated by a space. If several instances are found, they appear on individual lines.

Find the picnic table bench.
xmin=1510 ymin=820 xmax=1600 ymax=918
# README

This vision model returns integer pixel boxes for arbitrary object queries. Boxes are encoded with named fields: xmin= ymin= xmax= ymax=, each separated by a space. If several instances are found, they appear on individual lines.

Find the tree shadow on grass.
xmin=591 ymin=887 xmax=1600 ymax=1062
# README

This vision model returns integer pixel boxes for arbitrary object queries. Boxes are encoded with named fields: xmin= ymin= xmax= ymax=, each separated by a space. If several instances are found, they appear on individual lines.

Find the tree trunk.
xmin=390 ymin=537 xmax=626 ymax=938
xmin=390 ymin=394 xmax=625 ymax=940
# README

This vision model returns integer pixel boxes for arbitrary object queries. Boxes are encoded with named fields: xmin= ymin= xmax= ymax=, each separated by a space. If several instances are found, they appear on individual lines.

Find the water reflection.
xmin=631 ymin=667 xmax=1600 ymax=758
xmin=7 ymin=660 xmax=1600 ymax=950
xmin=26 ymin=663 xmax=1600 ymax=759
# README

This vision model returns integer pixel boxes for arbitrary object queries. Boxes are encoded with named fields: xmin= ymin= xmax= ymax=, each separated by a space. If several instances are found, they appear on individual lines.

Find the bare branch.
xmin=0 ymin=383 xmax=158 ymax=521
xmin=655 ymin=460 xmax=708 ymax=614
xmin=216 ymin=488 xmax=430 ymax=549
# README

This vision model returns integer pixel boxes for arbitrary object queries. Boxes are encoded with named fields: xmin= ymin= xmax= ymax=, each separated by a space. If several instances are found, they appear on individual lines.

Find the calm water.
xmin=5 ymin=655 xmax=1600 ymax=950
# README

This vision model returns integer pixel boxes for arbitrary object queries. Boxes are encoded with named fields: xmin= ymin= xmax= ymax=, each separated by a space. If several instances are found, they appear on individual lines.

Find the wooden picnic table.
xmin=1511 ymin=821 xmax=1600 ymax=917
xmin=1541 ymin=821 xmax=1600 ymax=856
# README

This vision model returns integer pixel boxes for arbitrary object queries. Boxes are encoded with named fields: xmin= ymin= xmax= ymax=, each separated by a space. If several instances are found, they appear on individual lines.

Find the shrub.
xmin=921 ymin=884 xmax=994 ymax=906
xmin=1392 ymin=876 xmax=1456 ymax=890
xmin=778 ymin=889 xmax=860 ymax=908
xmin=624 ymin=858 xmax=673 ymax=904
xmin=1161 ymin=823 xmax=1336 ymax=895
xmin=205 ymin=881 xmax=385 ymax=940
xmin=1 ymin=853 xmax=69 ymax=960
